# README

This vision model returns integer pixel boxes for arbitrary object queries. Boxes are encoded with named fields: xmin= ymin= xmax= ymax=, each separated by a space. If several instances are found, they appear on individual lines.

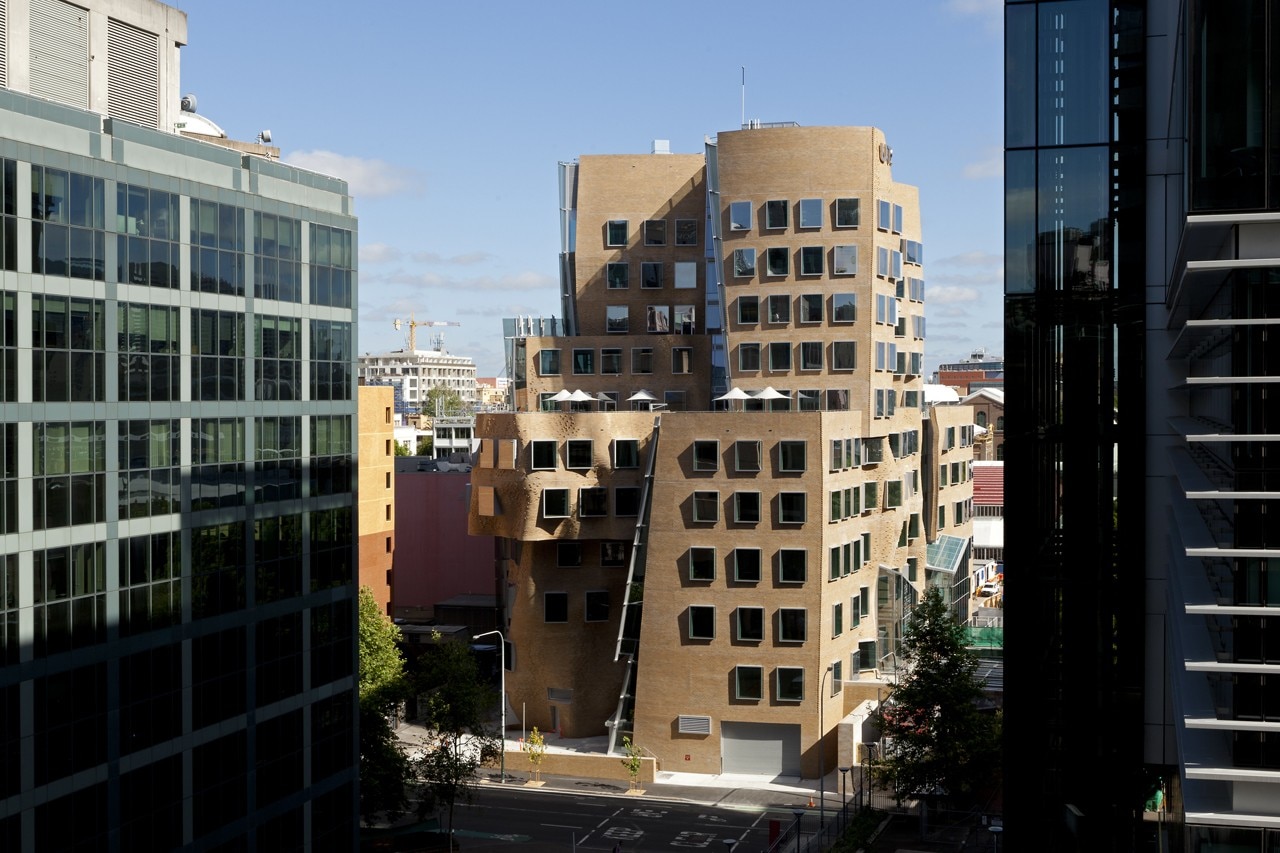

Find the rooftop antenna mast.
xmin=741 ymin=66 xmax=746 ymax=128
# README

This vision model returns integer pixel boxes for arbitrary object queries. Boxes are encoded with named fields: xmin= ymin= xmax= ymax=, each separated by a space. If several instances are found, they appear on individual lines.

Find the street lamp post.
xmin=838 ymin=766 xmax=851 ymax=824
xmin=722 ymin=839 xmax=738 ymax=853
xmin=989 ymin=824 xmax=1003 ymax=852
xmin=791 ymin=808 xmax=805 ymax=853
xmin=471 ymin=629 xmax=506 ymax=784
xmin=819 ymin=664 xmax=832 ymax=827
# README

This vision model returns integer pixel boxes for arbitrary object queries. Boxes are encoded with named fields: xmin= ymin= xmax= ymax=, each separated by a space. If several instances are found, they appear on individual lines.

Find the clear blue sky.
xmin=179 ymin=0 xmax=1004 ymax=377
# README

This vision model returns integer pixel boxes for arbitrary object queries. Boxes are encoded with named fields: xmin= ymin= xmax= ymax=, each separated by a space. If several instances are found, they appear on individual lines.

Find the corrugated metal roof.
xmin=972 ymin=462 xmax=1004 ymax=506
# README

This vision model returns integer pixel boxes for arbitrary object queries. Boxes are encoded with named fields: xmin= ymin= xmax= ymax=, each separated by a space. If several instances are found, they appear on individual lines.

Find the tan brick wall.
xmin=359 ymin=386 xmax=396 ymax=614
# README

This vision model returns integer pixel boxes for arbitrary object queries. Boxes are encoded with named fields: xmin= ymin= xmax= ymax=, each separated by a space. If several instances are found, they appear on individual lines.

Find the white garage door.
xmin=721 ymin=721 xmax=802 ymax=776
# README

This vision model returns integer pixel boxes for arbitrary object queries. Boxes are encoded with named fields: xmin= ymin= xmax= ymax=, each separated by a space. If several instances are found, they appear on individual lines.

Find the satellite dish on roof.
xmin=180 ymin=93 xmax=198 ymax=113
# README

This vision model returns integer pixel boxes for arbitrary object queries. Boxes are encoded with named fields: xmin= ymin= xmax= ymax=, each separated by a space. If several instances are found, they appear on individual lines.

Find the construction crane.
xmin=393 ymin=314 xmax=460 ymax=352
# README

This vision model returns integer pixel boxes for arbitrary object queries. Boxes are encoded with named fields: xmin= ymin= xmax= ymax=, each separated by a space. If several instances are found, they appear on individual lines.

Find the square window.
xmin=779 ymin=549 xmax=806 ymax=583
xmin=572 ymin=349 xmax=594 ymax=375
xmin=800 ymin=342 xmax=823 ymax=371
xmin=736 ymin=665 xmax=763 ymax=700
xmin=729 ymin=201 xmax=752 ymax=230
xmin=539 ymin=349 xmax=561 ymax=375
xmin=688 ymin=605 xmax=715 ymax=640
xmin=832 ymin=293 xmax=857 ymax=322
xmin=614 ymin=439 xmax=639 ymax=468
xmin=692 ymin=440 xmax=719 ymax=472
xmin=542 ymin=489 xmax=570 ymax=519
xmin=674 ymin=262 xmax=697 ymax=289
xmin=835 ymin=198 xmax=860 ymax=228
xmin=557 ymin=542 xmax=582 ymax=567
xmin=566 ymin=440 xmax=593 ymax=470
xmin=665 ymin=390 xmax=686 ymax=411
xmin=601 ymin=542 xmax=628 ymax=566
xmin=765 ymin=247 xmax=788 ymax=276
xmin=579 ymin=487 xmax=608 ymax=517
xmin=799 ymin=198 xmax=823 ymax=228
xmin=692 ymin=491 xmax=720 ymax=523
xmin=833 ymin=245 xmax=858 ymax=275
xmin=615 ymin=487 xmax=641 ymax=516
xmin=602 ymin=348 xmax=622 ymax=374
xmin=827 ymin=389 xmax=850 ymax=411
xmin=800 ymin=246 xmax=823 ymax=276
xmin=531 ymin=440 xmax=557 ymax=470
xmin=738 ymin=343 xmax=761 ymax=372
xmin=647 ymin=305 xmax=670 ymax=333
xmin=672 ymin=347 xmax=693 ymax=374
xmin=735 ymin=440 xmax=762 ymax=472
xmin=765 ymin=200 xmax=789 ymax=229
xmin=607 ymin=262 xmax=628 ymax=289
xmin=632 ymin=348 xmax=653 ymax=374
xmin=832 ymin=341 xmax=856 ymax=371
xmin=778 ymin=608 xmax=807 ymax=643
xmin=779 ymin=492 xmax=806 ymax=524
xmin=776 ymin=667 xmax=804 ymax=702
xmin=606 ymin=220 xmax=628 ymax=246
xmin=799 ymin=294 xmax=823 ymax=323
xmin=544 ymin=592 xmax=569 ymax=622
xmin=644 ymin=219 xmax=666 ymax=246
xmin=673 ymin=304 xmax=696 ymax=334
xmin=734 ymin=491 xmax=762 ymax=524
xmin=676 ymin=219 xmax=698 ymax=246
xmin=641 ymin=262 xmax=663 ymax=289
xmin=733 ymin=248 xmax=756 ymax=277
xmin=734 ymin=549 xmax=762 ymax=583
xmin=737 ymin=296 xmax=759 ymax=325
xmin=779 ymin=441 xmax=806 ymax=472
xmin=606 ymin=306 xmax=629 ymax=334
xmin=766 ymin=294 xmax=791 ymax=324
xmin=585 ymin=590 xmax=610 ymax=622
xmin=798 ymin=388 xmax=820 ymax=410
xmin=768 ymin=342 xmax=791 ymax=372
xmin=736 ymin=607 xmax=764 ymax=642
xmin=689 ymin=547 xmax=715 ymax=581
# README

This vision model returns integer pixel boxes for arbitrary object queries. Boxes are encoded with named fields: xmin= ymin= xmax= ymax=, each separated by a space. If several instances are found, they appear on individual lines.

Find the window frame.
xmin=641 ymin=261 xmax=663 ymax=289
xmin=734 ymin=491 xmax=762 ymax=524
xmin=776 ymin=667 xmax=804 ymax=702
xmin=736 ymin=606 xmax=765 ymax=642
xmin=768 ymin=341 xmax=792 ymax=372
xmin=778 ymin=492 xmax=807 ymax=524
xmin=728 ymin=201 xmax=752 ymax=231
xmin=765 ymin=247 xmax=789 ymax=277
xmin=799 ymin=246 xmax=824 ymax=276
xmin=764 ymin=199 xmax=789 ymax=229
xmin=692 ymin=440 xmax=720 ymax=472
xmin=565 ymin=439 xmax=593 ymax=470
xmin=735 ymin=440 xmax=762 ymax=473
xmin=777 ymin=608 xmax=807 ymax=643
xmin=692 ymin=490 xmax=720 ymax=523
xmin=689 ymin=546 xmax=716 ymax=581
xmin=766 ymin=294 xmax=791 ymax=324
xmin=733 ymin=248 xmax=756 ymax=278
xmin=737 ymin=295 xmax=759 ymax=324
xmin=735 ymin=665 xmax=764 ymax=700
xmin=606 ymin=220 xmax=628 ymax=246
xmin=539 ymin=349 xmax=561 ymax=376
xmin=644 ymin=219 xmax=667 ymax=246
xmin=542 ymin=488 xmax=570 ymax=519
xmin=687 ymin=605 xmax=716 ymax=640
xmin=675 ymin=219 xmax=698 ymax=246
xmin=738 ymin=342 xmax=761 ymax=372
xmin=733 ymin=548 xmax=762 ymax=583
xmin=579 ymin=487 xmax=608 ymax=517
xmin=544 ymin=591 xmax=569 ymax=623
xmin=606 ymin=262 xmax=629 ymax=289
xmin=779 ymin=549 xmax=807 ymax=584
xmin=778 ymin=440 xmax=807 ymax=473
xmin=674 ymin=261 xmax=697 ymax=289
xmin=531 ymin=440 xmax=558 ymax=470
xmin=799 ymin=294 xmax=823 ymax=323
xmin=584 ymin=590 xmax=610 ymax=622
xmin=835 ymin=197 xmax=860 ymax=228
xmin=833 ymin=245 xmax=858 ymax=276
xmin=798 ymin=198 xmax=823 ymax=229
xmin=800 ymin=341 xmax=823 ymax=371
xmin=613 ymin=439 xmax=639 ymax=469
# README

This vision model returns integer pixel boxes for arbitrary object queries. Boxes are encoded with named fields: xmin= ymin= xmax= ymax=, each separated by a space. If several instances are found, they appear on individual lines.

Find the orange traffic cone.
xmin=808 ymin=796 xmax=815 ymax=808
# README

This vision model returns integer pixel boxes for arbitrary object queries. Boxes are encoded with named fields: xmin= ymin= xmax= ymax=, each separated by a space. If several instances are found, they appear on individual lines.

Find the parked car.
xmin=979 ymin=580 xmax=1002 ymax=597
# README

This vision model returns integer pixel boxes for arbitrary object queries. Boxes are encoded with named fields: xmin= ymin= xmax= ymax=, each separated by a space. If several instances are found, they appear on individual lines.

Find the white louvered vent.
xmin=0 ymin=0 xmax=8 ymax=89
xmin=677 ymin=715 xmax=712 ymax=735
xmin=29 ymin=0 xmax=88 ymax=108
xmin=107 ymin=17 xmax=158 ymax=128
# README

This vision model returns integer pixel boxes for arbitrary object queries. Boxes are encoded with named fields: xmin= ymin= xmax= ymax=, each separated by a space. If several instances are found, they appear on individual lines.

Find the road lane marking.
xmin=543 ymin=823 xmax=581 ymax=829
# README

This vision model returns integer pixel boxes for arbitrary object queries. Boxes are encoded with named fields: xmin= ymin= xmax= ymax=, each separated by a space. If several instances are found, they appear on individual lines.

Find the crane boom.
xmin=392 ymin=314 xmax=461 ymax=352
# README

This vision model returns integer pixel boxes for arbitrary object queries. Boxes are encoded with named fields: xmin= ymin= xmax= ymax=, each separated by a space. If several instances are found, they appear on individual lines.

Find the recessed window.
xmin=531 ymin=440 xmax=557 ymax=470
xmin=776 ymin=667 xmax=804 ymax=702
xmin=674 ymin=262 xmax=697 ymax=289
xmin=614 ymin=439 xmax=639 ymax=468
xmin=545 ymin=592 xmax=569 ymax=622
xmin=798 ymin=388 xmax=820 ymax=410
xmin=778 ymin=608 xmax=807 ymax=643
xmin=833 ymin=602 xmax=844 ymax=637
xmin=734 ymin=491 xmax=762 ymax=524
xmin=675 ymin=219 xmax=697 ymax=246
xmin=602 ymin=348 xmax=622 ymax=374
xmin=737 ymin=295 xmax=759 ymax=325
xmin=601 ymin=542 xmax=628 ymax=566
xmin=606 ymin=306 xmax=629 ymax=334
xmin=765 ymin=247 xmax=789 ymax=276
xmin=800 ymin=342 xmax=823 ymax=371
xmin=885 ymin=480 xmax=903 ymax=509
xmin=539 ymin=349 xmax=561 ymax=375
xmin=835 ymin=198 xmax=860 ymax=228
xmin=736 ymin=607 xmax=764 ymax=641
xmin=566 ymin=440 xmax=593 ymax=470
xmin=579 ymin=487 xmax=608 ymax=517
xmin=736 ymin=665 xmax=763 ymax=700
xmin=606 ymin=220 xmax=628 ymax=246
xmin=767 ymin=294 xmax=791 ymax=324
xmin=863 ymin=481 xmax=878 ymax=509
xmin=735 ymin=440 xmax=762 ymax=472
xmin=692 ymin=491 xmax=720 ymax=523
xmin=768 ymin=342 xmax=791 ymax=372
xmin=644 ymin=219 xmax=667 ymax=246
xmin=542 ymin=489 xmax=570 ymax=519
xmin=632 ymin=348 xmax=653 ymax=374
xmin=734 ymin=549 xmax=762 ymax=583
xmin=647 ymin=305 xmax=670 ymax=333
xmin=799 ymin=198 xmax=823 ymax=228
xmin=733 ymin=248 xmax=756 ymax=277
xmin=799 ymin=294 xmax=823 ymax=323
xmin=765 ymin=200 xmax=789 ymax=229
xmin=672 ymin=347 xmax=693 ymax=375
xmin=738 ymin=343 xmax=761 ymax=372
xmin=779 ymin=549 xmax=806 ymax=583
xmin=779 ymin=441 xmax=806 ymax=472
xmin=800 ymin=246 xmax=823 ymax=276
xmin=779 ymin=492 xmax=806 ymax=524
xmin=607 ymin=262 xmax=628 ymax=289
xmin=585 ymin=590 xmax=610 ymax=622
xmin=688 ymin=605 xmax=716 ymax=640
xmin=689 ymin=547 xmax=716 ymax=581
xmin=641 ymin=262 xmax=663 ymax=289
xmin=572 ymin=349 xmax=594 ymax=375
xmin=557 ymin=542 xmax=582 ymax=567
xmin=693 ymin=440 xmax=719 ymax=472
xmin=832 ymin=341 xmax=856 ymax=371
xmin=616 ymin=487 xmax=641 ymax=516
xmin=729 ymin=201 xmax=753 ymax=230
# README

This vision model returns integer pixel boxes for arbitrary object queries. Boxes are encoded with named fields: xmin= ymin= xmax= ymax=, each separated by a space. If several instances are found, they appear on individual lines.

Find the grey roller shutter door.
xmin=29 ymin=0 xmax=88 ymax=108
xmin=720 ymin=721 xmax=801 ymax=776
xmin=107 ymin=17 xmax=158 ymax=128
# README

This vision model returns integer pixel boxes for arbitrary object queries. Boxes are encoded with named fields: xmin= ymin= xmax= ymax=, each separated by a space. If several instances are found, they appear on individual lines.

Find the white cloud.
xmin=936 ymin=250 xmax=1002 ymax=269
xmin=360 ymin=243 xmax=401 ymax=264
xmin=947 ymin=0 xmax=1002 ymax=32
xmin=379 ymin=269 xmax=554 ymax=293
xmin=962 ymin=148 xmax=1003 ymax=180
xmin=283 ymin=150 xmax=423 ymax=198
xmin=409 ymin=250 xmax=492 ymax=265
xmin=928 ymin=286 xmax=982 ymax=305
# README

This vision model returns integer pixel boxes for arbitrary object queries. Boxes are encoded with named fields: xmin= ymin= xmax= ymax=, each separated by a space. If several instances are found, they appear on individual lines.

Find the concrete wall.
xmin=359 ymin=386 xmax=396 ymax=614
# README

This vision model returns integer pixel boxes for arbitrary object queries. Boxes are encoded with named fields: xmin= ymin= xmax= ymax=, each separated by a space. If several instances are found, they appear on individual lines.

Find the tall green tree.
xmin=424 ymin=386 xmax=464 ymax=418
xmin=357 ymin=586 xmax=411 ymax=825
xmin=872 ymin=586 xmax=998 ymax=805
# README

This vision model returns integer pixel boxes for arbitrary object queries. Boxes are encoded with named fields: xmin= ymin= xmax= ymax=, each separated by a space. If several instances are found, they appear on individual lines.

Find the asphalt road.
xmin=449 ymin=786 xmax=802 ymax=852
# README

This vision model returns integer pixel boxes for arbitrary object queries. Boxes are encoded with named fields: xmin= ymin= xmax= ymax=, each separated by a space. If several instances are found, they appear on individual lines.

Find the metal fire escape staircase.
xmin=605 ymin=415 xmax=662 ymax=756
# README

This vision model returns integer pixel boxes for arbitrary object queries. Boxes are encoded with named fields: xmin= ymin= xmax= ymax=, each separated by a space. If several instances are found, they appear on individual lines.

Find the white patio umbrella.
xmin=626 ymin=389 xmax=656 ymax=402
xmin=567 ymin=389 xmax=595 ymax=402
xmin=714 ymin=387 xmax=753 ymax=411
xmin=548 ymin=389 xmax=574 ymax=402
xmin=752 ymin=386 xmax=787 ymax=400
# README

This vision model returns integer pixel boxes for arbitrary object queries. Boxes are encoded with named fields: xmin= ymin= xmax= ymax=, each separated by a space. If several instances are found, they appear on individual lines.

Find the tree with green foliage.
xmin=357 ymin=586 xmax=411 ymax=825
xmin=523 ymin=727 xmax=547 ymax=782
xmin=424 ymin=386 xmax=464 ymax=418
xmin=416 ymin=435 xmax=433 ymax=456
xmin=393 ymin=439 xmax=411 ymax=457
xmin=620 ymin=736 xmax=644 ymax=791
xmin=871 ymin=585 xmax=998 ymax=806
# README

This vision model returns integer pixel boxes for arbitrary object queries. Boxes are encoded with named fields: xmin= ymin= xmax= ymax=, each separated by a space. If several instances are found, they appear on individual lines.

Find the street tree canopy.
xmin=357 ymin=586 xmax=411 ymax=825
xmin=872 ymin=585 xmax=998 ymax=805
xmin=424 ymin=386 xmax=464 ymax=418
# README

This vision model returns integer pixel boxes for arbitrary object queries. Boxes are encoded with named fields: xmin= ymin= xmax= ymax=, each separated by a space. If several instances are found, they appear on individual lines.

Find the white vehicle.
xmin=979 ymin=580 xmax=1002 ymax=597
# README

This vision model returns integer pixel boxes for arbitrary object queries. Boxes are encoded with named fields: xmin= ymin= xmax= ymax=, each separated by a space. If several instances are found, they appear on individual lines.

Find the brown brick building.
xmin=358 ymin=385 xmax=396 ymax=615
xmin=470 ymin=125 xmax=973 ymax=778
